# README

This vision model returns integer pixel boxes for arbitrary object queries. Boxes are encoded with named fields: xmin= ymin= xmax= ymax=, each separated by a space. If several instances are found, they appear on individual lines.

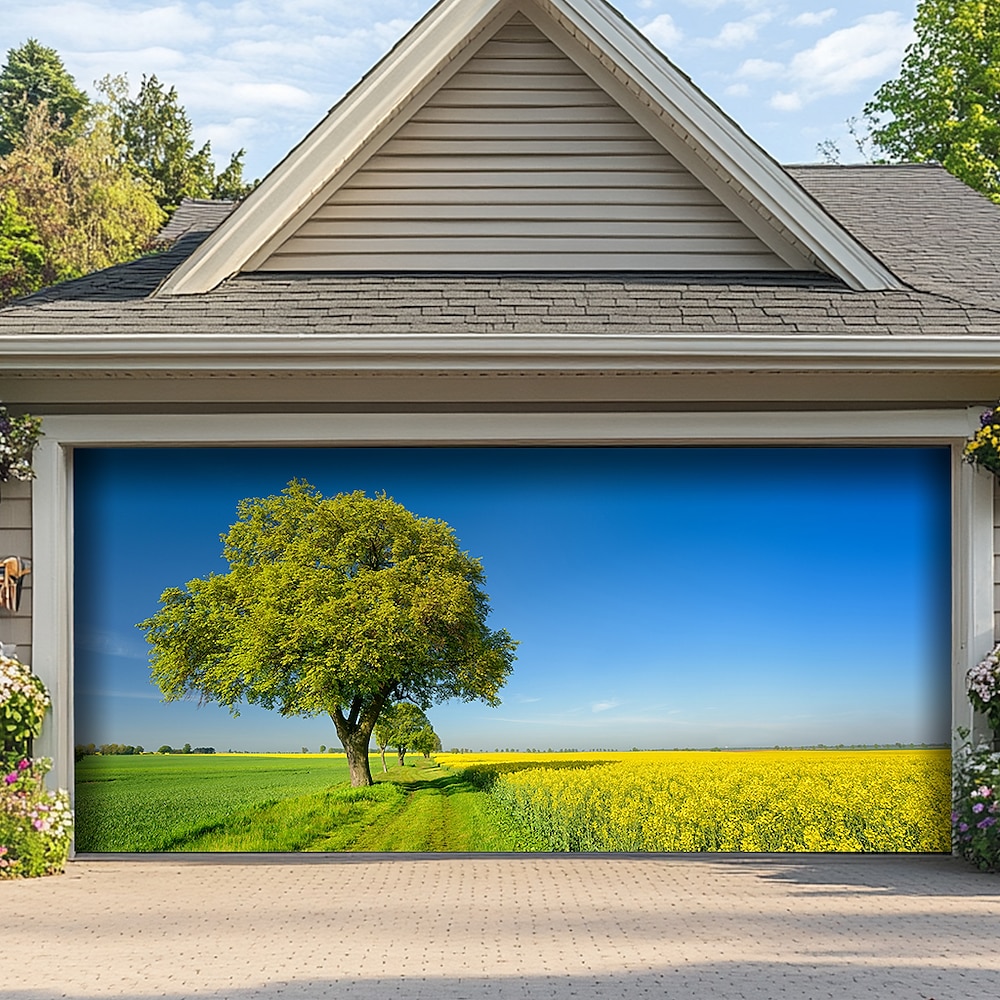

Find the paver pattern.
xmin=3 ymin=854 xmax=999 ymax=999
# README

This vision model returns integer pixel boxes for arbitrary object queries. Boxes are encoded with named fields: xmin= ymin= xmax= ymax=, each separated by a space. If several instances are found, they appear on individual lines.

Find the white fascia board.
xmin=157 ymin=0 xmax=512 ymax=296
xmin=539 ymin=0 xmax=902 ymax=292
xmin=33 ymin=409 xmax=978 ymax=447
xmin=5 ymin=333 xmax=1000 ymax=372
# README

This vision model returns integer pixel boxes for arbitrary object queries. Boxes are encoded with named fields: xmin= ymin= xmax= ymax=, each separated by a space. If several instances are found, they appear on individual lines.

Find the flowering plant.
xmin=967 ymin=643 xmax=1000 ymax=735
xmin=0 ymin=404 xmax=43 ymax=484
xmin=953 ymin=735 xmax=1000 ymax=871
xmin=1 ymin=654 xmax=50 ymax=763
xmin=0 ymin=756 xmax=72 ymax=878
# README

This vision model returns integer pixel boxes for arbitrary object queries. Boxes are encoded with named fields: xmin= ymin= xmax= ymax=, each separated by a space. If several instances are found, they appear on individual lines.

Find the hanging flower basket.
xmin=964 ymin=403 xmax=1000 ymax=476
xmin=0 ymin=404 xmax=43 ymax=501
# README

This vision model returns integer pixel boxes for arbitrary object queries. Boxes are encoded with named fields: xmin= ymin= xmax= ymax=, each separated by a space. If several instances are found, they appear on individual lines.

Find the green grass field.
xmin=74 ymin=749 xmax=951 ymax=853
xmin=74 ymin=753 xmax=509 ymax=852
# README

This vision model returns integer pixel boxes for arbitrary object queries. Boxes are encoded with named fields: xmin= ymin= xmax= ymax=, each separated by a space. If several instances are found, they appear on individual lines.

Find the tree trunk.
xmin=332 ymin=714 xmax=375 ymax=787
xmin=330 ymin=688 xmax=394 ymax=787
xmin=380 ymin=747 xmax=388 ymax=772
xmin=397 ymin=747 xmax=406 ymax=767
xmin=342 ymin=731 xmax=374 ymax=786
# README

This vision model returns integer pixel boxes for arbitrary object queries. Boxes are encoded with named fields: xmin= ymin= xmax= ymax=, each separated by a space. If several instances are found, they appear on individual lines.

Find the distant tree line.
xmin=75 ymin=743 xmax=144 ymax=761
xmin=0 ymin=39 xmax=254 ymax=302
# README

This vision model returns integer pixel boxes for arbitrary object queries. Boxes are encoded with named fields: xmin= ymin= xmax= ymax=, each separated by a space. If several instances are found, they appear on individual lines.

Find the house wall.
xmin=262 ymin=15 xmax=788 ymax=272
xmin=0 ymin=478 xmax=32 ymax=669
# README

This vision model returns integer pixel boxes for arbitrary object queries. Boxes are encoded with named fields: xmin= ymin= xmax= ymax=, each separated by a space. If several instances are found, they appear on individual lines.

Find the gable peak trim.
xmin=156 ymin=0 xmax=901 ymax=295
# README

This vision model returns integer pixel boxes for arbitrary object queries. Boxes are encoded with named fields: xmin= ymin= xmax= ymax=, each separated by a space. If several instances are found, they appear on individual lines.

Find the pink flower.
xmin=16 ymin=759 xmax=29 ymax=771
xmin=4 ymin=772 xmax=18 ymax=784
xmin=32 ymin=819 xmax=50 ymax=832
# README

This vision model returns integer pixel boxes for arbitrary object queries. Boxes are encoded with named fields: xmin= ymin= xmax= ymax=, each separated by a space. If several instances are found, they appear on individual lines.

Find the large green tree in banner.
xmin=0 ymin=39 xmax=89 ymax=155
xmin=139 ymin=483 xmax=517 ymax=787
xmin=864 ymin=0 xmax=1000 ymax=202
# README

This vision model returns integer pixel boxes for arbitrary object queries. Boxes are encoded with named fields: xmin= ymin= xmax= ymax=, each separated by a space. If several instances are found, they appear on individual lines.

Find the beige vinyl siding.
xmin=260 ymin=15 xmax=789 ymax=272
xmin=0 ymin=478 xmax=31 ymax=668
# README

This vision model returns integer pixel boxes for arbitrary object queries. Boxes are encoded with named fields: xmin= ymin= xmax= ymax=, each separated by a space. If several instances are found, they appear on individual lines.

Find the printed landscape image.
xmin=73 ymin=447 xmax=952 ymax=853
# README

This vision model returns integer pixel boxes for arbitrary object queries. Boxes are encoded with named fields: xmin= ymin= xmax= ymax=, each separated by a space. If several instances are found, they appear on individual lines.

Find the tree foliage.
xmin=374 ymin=702 xmax=437 ymax=769
xmin=864 ymin=0 xmax=1000 ymax=202
xmin=139 ymin=482 xmax=517 ymax=787
xmin=0 ymin=42 xmax=255 ymax=301
xmin=0 ymin=103 xmax=165 ymax=302
xmin=0 ymin=39 xmax=88 ymax=155
xmin=97 ymin=74 xmax=252 ymax=212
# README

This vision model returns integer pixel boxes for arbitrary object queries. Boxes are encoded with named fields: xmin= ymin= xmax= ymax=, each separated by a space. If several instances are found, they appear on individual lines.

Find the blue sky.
xmin=74 ymin=447 xmax=951 ymax=753
xmin=0 ymin=1 xmax=915 ymax=182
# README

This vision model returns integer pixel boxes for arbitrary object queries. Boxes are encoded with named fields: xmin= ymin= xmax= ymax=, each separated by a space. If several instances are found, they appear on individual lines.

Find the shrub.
xmin=953 ymin=738 xmax=1000 ymax=871
xmin=0 ymin=757 xmax=72 ymax=878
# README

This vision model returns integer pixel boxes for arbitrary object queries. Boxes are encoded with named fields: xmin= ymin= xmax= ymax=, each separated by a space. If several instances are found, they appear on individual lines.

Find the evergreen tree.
xmin=0 ymin=39 xmax=89 ymax=155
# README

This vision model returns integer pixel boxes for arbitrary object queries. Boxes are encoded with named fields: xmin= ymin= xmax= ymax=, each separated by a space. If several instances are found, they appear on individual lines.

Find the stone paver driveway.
xmin=3 ymin=854 xmax=999 ymax=999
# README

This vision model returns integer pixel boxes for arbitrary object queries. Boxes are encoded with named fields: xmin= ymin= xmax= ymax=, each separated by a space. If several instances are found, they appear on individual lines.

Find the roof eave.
xmin=4 ymin=333 xmax=1000 ymax=373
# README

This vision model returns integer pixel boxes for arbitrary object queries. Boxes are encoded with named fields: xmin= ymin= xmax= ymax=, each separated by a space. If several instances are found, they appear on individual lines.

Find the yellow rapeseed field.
xmin=437 ymin=750 xmax=951 ymax=852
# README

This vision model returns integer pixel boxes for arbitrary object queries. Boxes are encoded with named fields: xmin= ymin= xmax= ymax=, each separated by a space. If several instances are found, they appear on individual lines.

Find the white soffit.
xmin=157 ymin=0 xmax=902 ymax=295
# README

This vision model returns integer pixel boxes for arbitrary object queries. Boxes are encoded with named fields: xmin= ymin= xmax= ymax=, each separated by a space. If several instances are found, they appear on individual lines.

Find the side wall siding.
xmin=0 ymin=478 xmax=32 ymax=667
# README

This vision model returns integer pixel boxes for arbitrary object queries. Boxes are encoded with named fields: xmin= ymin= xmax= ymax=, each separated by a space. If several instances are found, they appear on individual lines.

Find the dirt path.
xmin=348 ymin=759 xmax=506 ymax=851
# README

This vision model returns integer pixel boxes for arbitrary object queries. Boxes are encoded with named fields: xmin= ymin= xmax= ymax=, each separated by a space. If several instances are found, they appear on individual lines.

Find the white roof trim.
xmin=4 ymin=333 xmax=998 ymax=372
xmin=157 ymin=0 xmax=902 ymax=296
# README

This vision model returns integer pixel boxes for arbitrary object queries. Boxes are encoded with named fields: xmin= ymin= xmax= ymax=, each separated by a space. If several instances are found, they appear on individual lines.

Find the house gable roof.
xmin=157 ymin=0 xmax=901 ymax=295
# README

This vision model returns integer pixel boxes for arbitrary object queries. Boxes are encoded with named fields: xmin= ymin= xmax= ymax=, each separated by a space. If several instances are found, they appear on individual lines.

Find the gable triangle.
xmin=250 ymin=13 xmax=791 ymax=273
xmin=158 ymin=0 xmax=901 ymax=293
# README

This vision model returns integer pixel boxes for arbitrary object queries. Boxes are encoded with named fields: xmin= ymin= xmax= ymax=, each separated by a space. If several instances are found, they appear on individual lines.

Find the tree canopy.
xmin=0 ymin=39 xmax=88 ymax=155
xmin=0 ymin=103 xmax=165 ymax=301
xmin=97 ymin=73 xmax=252 ymax=212
xmin=864 ymin=0 xmax=1000 ymax=202
xmin=139 ymin=482 xmax=517 ymax=786
xmin=374 ymin=701 xmax=437 ymax=770
xmin=0 ymin=43 xmax=255 ymax=301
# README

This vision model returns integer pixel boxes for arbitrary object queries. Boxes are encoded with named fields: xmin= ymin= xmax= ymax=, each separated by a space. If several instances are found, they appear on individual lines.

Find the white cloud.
xmin=770 ymin=90 xmax=803 ymax=111
xmin=77 ymin=629 xmax=147 ymax=660
xmin=1 ymin=2 xmax=213 ymax=51
xmin=737 ymin=57 xmax=783 ymax=79
xmin=724 ymin=82 xmax=750 ymax=97
xmin=641 ymin=13 xmax=683 ymax=51
xmin=706 ymin=12 xmax=773 ymax=49
xmin=592 ymin=699 xmax=622 ymax=713
xmin=789 ymin=8 xmax=837 ymax=28
xmin=767 ymin=12 xmax=915 ymax=111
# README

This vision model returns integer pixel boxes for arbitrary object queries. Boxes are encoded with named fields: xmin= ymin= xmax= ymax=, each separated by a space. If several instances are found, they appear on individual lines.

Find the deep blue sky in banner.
xmin=74 ymin=446 xmax=951 ymax=752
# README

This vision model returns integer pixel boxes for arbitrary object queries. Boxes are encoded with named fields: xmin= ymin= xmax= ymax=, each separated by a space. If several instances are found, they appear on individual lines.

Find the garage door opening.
xmin=72 ymin=446 xmax=951 ymax=853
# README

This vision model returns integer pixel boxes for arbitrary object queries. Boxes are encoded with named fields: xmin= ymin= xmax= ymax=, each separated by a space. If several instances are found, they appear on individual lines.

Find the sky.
xmin=73 ymin=446 xmax=951 ymax=753
xmin=0 ymin=1 xmax=916 ymax=183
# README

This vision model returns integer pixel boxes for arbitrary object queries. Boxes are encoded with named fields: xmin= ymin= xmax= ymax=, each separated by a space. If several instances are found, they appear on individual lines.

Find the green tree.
xmin=0 ymin=102 xmax=164 ymax=302
xmin=138 ymin=482 xmax=517 ymax=787
xmin=97 ymin=74 xmax=252 ymax=212
xmin=0 ymin=39 xmax=89 ymax=155
xmin=411 ymin=723 xmax=440 ymax=759
xmin=374 ymin=702 xmax=433 ymax=770
xmin=0 ymin=190 xmax=47 ymax=300
xmin=864 ymin=0 xmax=1000 ymax=202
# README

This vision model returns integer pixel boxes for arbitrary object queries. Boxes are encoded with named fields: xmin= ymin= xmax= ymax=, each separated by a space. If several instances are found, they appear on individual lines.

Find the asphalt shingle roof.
xmin=2 ymin=164 xmax=999 ymax=339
